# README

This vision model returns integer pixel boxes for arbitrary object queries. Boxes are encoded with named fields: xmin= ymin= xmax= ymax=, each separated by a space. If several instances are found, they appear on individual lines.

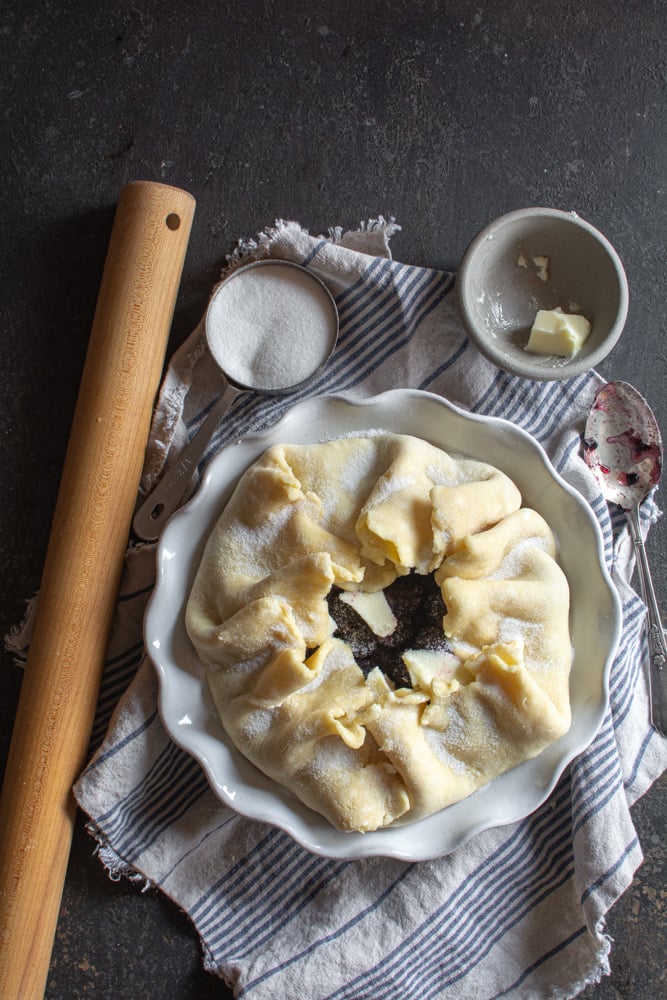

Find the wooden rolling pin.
xmin=0 ymin=180 xmax=195 ymax=998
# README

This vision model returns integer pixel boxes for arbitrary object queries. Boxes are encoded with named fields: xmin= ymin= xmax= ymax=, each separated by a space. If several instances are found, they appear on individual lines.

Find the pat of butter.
xmin=402 ymin=648 xmax=461 ymax=690
xmin=532 ymin=255 xmax=550 ymax=283
xmin=525 ymin=307 xmax=591 ymax=357
xmin=339 ymin=589 xmax=397 ymax=637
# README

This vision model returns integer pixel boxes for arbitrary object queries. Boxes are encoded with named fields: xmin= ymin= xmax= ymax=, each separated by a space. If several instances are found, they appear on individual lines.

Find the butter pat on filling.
xmin=339 ymin=589 xmax=398 ymax=638
xmin=525 ymin=307 xmax=591 ymax=357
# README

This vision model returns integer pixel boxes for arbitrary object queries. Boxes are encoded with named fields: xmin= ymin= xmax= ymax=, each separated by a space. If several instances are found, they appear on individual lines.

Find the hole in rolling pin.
xmin=151 ymin=503 xmax=165 ymax=521
xmin=166 ymin=213 xmax=181 ymax=231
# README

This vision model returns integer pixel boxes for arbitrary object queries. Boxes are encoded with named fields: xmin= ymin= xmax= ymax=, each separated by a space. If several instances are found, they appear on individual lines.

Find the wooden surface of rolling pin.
xmin=0 ymin=180 xmax=195 ymax=998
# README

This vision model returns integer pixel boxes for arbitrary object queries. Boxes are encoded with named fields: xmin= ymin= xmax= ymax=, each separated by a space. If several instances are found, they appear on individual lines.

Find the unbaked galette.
xmin=185 ymin=433 xmax=571 ymax=833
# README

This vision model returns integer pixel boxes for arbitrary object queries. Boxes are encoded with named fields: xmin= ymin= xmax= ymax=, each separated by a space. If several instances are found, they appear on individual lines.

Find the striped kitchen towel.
xmin=71 ymin=218 xmax=666 ymax=999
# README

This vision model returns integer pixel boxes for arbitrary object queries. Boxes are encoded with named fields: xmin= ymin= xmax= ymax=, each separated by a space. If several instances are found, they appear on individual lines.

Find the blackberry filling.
xmin=328 ymin=574 xmax=450 ymax=689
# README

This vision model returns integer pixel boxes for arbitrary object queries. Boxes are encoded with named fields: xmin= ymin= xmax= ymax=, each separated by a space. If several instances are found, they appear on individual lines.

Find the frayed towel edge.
xmin=225 ymin=215 xmax=401 ymax=272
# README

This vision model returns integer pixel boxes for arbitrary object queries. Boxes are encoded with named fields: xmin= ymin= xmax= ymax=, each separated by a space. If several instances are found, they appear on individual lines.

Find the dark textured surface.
xmin=1 ymin=2 xmax=665 ymax=997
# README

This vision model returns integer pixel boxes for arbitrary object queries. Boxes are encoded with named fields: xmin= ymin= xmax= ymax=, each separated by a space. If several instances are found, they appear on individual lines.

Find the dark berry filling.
xmin=328 ymin=574 xmax=449 ymax=689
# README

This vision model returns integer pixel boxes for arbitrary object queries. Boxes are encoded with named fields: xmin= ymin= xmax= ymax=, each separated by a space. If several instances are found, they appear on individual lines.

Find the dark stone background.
xmin=1 ymin=2 xmax=665 ymax=997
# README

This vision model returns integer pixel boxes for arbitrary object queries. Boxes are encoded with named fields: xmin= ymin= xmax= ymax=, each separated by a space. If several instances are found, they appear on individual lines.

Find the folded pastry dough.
xmin=185 ymin=434 xmax=572 ymax=833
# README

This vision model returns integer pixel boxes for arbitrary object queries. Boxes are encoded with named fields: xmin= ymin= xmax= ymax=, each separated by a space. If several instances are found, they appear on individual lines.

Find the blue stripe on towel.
xmin=114 ymin=766 xmax=211 ymax=861
xmin=156 ymin=812 xmax=238 ymax=886
xmin=418 ymin=338 xmax=470 ymax=389
xmin=209 ymin=855 xmax=348 ymax=957
xmin=495 ymin=924 xmax=589 ymax=997
xmin=99 ymin=740 xmax=208 ymax=854
xmin=84 ymin=703 xmax=160 ymax=772
xmin=580 ymin=833 xmax=640 ymax=907
xmin=625 ymin=729 xmax=657 ymax=791
xmin=334 ymin=255 xmax=391 ymax=307
xmin=610 ymin=629 xmax=646 ymax=728
xmin=91 ymin=649 xmax=144 ymax=748
xmin=236 ymin=865 xmax=414 ymax=998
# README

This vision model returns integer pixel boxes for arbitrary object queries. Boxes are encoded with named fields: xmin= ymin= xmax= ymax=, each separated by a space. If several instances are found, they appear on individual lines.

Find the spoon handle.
xmin=626 ymin=505 xmax=667 ymax=737
xmin=132 ymin=380 xmax=243 ymax=541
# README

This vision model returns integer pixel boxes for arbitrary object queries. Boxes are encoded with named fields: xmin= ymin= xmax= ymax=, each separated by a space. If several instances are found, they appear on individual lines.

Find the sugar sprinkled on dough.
xmin=222 ymin=506 xmax=295 ymax=577
xmin=487 ymin=535 xmax=552 ymax=580
xmin=425 ymin=464 xmax=459 ymax=487
xmin=421 ymin=699 xmax=496 ymax=777
xmin=239 ymin=707 xmax=274 ymax=740
xmin=334 ymin=444 xmax=383 ymax=494
xmin=305 ymin=737 xmax=361 ymax=782
xmin=368 ymin=474 xmax=415 ymax=503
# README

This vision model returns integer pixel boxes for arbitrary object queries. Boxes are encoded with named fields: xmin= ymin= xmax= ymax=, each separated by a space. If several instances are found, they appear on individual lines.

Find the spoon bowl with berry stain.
xmin=584 ymin=380 xmax=667 ymax=735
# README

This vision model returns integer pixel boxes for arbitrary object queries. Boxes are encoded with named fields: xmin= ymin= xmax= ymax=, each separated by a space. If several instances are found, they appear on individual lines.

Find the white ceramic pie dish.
xmin=144 ymin=389 xmax=621 ymax=862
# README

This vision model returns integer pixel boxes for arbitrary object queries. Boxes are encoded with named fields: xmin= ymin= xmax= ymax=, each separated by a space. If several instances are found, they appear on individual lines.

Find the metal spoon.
xmin=584 ymin=380 xmax=666 ymax=736
xmin=132 ymin=260 xmax=338 ymax=542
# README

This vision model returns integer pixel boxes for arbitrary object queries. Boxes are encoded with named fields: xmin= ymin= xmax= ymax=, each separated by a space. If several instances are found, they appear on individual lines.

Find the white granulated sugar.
xmin=495 ymin=617 xmax=526 ymax=643
xmin=371 ymin=474 xmax=414 ymax=503
xmin=336 ymin=448 xmax=382 ymax=494
xmin=224 ymin=505 xmax=294 ymax=576
xmin=225 ymin=650 xmax=274 ymax=676
xmin=326 ymin=428 xmax=386 ymax=441
xmin=425 ymin=463 xmax=459 ymax=487
xmin=206 ymin=265 xmax=337 ymax=391
xmin=240 ymin=707 xmax=274 ymax=740
xmin=306 ymin=737 xmax=359 ymax=781
xmin=496 ymin=618 xmax=553 ymax=669
xmin=488 ymin=536 xmax=551 ymax=580
xmin=447 ymin=455 xmax=483 ymax=482
xmin=423 ymin=714 xmax=470 ymax=775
